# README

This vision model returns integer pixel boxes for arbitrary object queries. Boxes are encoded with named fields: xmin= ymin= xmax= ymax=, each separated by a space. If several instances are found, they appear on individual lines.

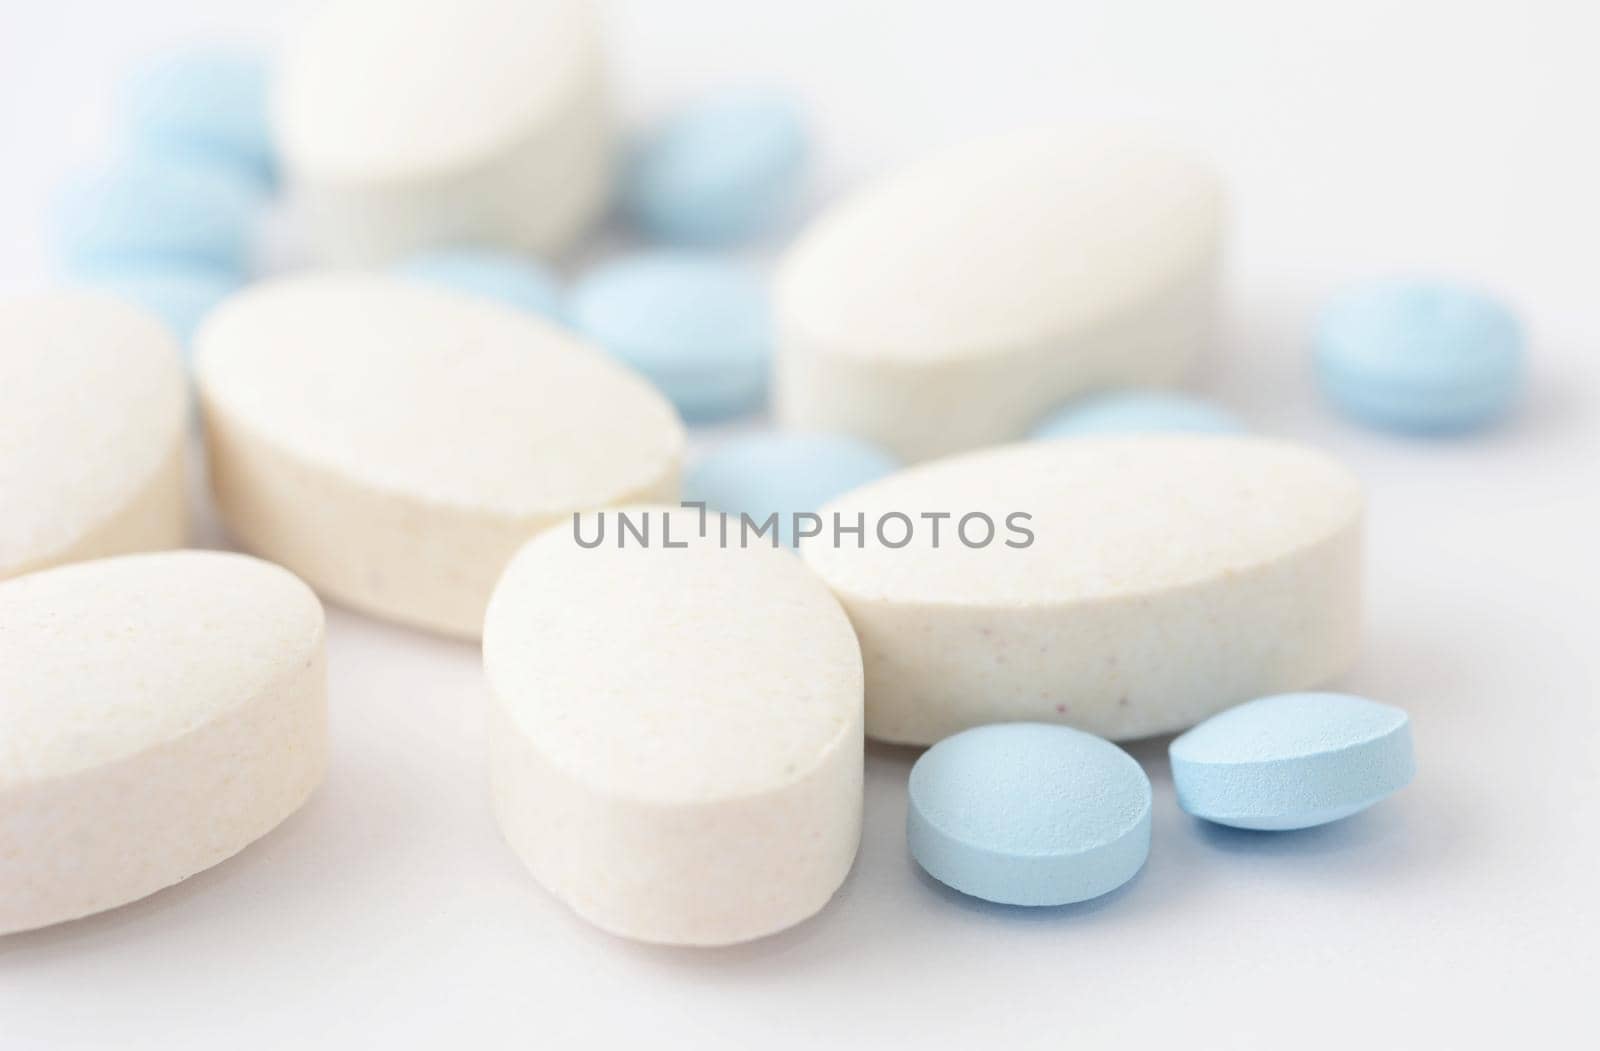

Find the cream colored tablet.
xmin=803 ymin=437 xmax=1362 ymax=745
xmin=484 ymin=508 xmax=863 ymax=946
xmin=1 ymin=292 xmax=186 ymax=581
xmin=774 ymin=128 xmax=1224 ymax=461
xmin=275 ymin=0 xmax=611 ymax=263
xmin=0 ymin=551 xmax=326 ymax=935
xmin=195 ymin=274 xmax=683 ymax=639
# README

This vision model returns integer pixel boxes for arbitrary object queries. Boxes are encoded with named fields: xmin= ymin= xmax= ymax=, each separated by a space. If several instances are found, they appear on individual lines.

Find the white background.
xmin=2 ymin=1 xmax=1597 ymax=1047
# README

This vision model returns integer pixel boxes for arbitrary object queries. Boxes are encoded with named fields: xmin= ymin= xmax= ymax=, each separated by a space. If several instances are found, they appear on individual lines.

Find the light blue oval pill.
xmin=623 ymin=91 xmax=807 ymax=245
xmin=1170 ymin=692 xmax=1415 ymax=831
xmin=1031 ymin=390 xmax=1244 ymax=438
xmin=569 ymin=254 xmax=769 ymax=421
xmin=125 ymin=50 xmax=276 ymax=191
xmin=58 ymin=156 xmax=262 ymax=272
xmin=394 ymin=249 xmax=564 ymax=321
xmin=1315 ymin=279 xmax=1524 ymax=434
xmin=73 ymin=262 xmax=243 ymax=350
xmin=684 ymin=432 xmax=899 ymax=546
xmin=909 ymin=723 xmax=1152 ymax=907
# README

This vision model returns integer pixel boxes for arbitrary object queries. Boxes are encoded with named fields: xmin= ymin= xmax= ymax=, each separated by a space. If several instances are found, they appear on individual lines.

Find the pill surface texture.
xmin=1032 ymin=390 xmax=1242 ymax=438
xmin=484 ymin=508 xmax=864 ymax=946
xmin=1169 ymin=692 xmax=1414 ymax=830
xmin=195 ymin=274 xmax=683 ymax=638
xmin=0 ymin=551 xmax=327 ymax=935
xmin=803 ymin=436 xmax=1363 ymax=745
xmin=275 ymin=0 xmax=611 ymax=262
xmin=775 ymin=129 xmax=1223 ymax=461
xmin=1 ymin=293 xmax=186 ymax=581
xmin=1315 ymin=279 xmax=1523 ymax=433
xmin=909 ymin=723 xmax=1151 ymax=906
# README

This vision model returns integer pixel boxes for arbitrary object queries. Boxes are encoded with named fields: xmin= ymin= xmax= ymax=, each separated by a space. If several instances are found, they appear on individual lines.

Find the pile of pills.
xmin=9 ymin=0 xmax=1519 ymax=942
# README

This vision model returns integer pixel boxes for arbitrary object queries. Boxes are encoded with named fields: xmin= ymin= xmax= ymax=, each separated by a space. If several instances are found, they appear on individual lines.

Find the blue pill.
xmin=1315 ymin=279 xmax=1524 ymax=434
xmin=622 ymin=91 xmax=807 ymax=245
xmin=684 ymin=432 xmax=899 ymax=546
xmin=394 ymin=249 xmax=564 ymax=320
xmin=58 ymin=156 xmax=262 ymax=272
xmin=1031 ymin=390 xmax=1244 ymax=438
xmin=125 ymin=50 xmax=276 ymax=190
xmin=73 ymin=262 xmax=243 ymax=349
xmin=908 ymin=723 xmax=1152 ymax=907
xmin=1169 ymin=692 xmax=1415 ymax=831
xmin=568 ymin=254 xmax=769 ymax=421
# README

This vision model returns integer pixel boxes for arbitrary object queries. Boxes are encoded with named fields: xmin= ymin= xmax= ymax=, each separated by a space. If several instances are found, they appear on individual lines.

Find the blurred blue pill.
xmin=569 ymin=254 xmax=770 ymax=421
xmin=73 ymin=261 xmax=243 ymax=350
xmin=623 ymin=91 xmax=807 ymax=245
xmin=1315 ymin=279 xmax=1524 ymax=434
xmin=684 ymin=432 xmax=899 ymax=546
xmin=1031 ymin=390 xmax=1244 ymax=438
xmin=394 ymin=249 xmax=564 ymax=320
xmin=59 ymin=156 xmax=262 ymax=272
xmin=125 ymin=49 xmax=276 ymax=190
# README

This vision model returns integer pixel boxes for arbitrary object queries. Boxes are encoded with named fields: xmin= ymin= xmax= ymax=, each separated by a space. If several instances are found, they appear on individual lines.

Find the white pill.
xmin=484 ymin=508 xmax=863 ymax=946
xmin=0 ymin=551 xmax=326 ymax=935
xmin=803 ymin=436 xmax=1362 ymax=745
xmin=1 ymin=292 xmax=186 ymax=582
xmin=195 ymin=274 xmax=683 ymax=639
xmin=275 ymin=0 xmax=611 ymax=263
xmin=775 ymin=128 xmax=1223 ymax=462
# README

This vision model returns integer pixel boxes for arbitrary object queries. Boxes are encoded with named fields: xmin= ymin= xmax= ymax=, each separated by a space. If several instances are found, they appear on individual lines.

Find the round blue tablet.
xmin=684 ymin=432 xmax=899 ymax=546
xmin=908 ymin=723 xmax=1152 ymax=907
xmin=394 ymin=249 xmax=564 ymax=321
xmin=622 ymin=91 xmax=807 ymax=245
xmin=1169 ymin=692 xmax=1415 ymax=831
xmin=1031 ymin=390 xmax=1244 ymax=438
xmin=73 ymin=262 xmax=243 ymax=350
xmin=125 ymin=49 xmax=276 ymax=191
xmin=1315 ymin=279 xmax=1524 ymax=434
xmin=568 ymin=254 xmax=770 ymax=421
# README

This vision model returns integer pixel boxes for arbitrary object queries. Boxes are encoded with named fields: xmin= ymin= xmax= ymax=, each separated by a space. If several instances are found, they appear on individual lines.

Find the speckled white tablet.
xmin=803 ymin=436 xmax=1363 ymax=745
xmin=484 ymin=508 xmax=864 ymax=946
xmin=195 ymin=274 xmax=683 ymax=638
xmin=1 ymin=292 xmax=186 ymax=582
xmin=0 ymin=551 xmax=326 ymax=935
xmin=775 ymin=128 xmax=1224 ymax=461
xmin=275 ymin=0 xmax=611 ymax=262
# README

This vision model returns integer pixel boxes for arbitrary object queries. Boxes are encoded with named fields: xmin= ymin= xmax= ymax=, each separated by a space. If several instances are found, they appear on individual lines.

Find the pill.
xmin=73 ymin=262 xmax=244 ymax=348
xmin=1 ymin=292 xmax=187 ymax=582
xmin=775 ymin=128 xmax=1224 ymax=461
xmin=684 ymin=432 xmax=898 ymax=546
xmin=0 ymin=551 xmax=327 ymax=935
xmin=909 ymin=723 xmax=1151 ymax=906
xmin=275 ymin=0 xmax=612 ymax=263
xmin=394 ymin=249 xmax=564 ymax=321
xmin=622 ymin=90 xmax=807 ymax=245
xmin=1315 ymin=278 xmax=1524 ymax=434
xmin=1170 ymin=692 xmax=1415 ymax=830
xmin=58 ymin=155 xmax=262 ymax=272
xmin=125 ymin=49 xmax=276 ymax=191
xmin=484 ymin=507 xmax=863 ymax=945
xmin=569 ymin=254 xmax=770 ymax=420
xmin=1032 ymin=390 xmax=1243 ymax=438
xmin=195 ymin=273 xmax=682 ymax=638
xmin=803 ymin=436 xmax=1362 ymax=745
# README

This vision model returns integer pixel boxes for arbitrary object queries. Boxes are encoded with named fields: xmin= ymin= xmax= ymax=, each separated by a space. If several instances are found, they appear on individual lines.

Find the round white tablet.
xmin=774 ymin=128 xmax=1224 ymax=461
xmin=0 ymin=551 xmax=327 ymax=935
xmin=803 ymin=436 xmax=1363 ymax=745
xmin=194 ymin=274 xmax=683 ymax=639
xmin=484 ymin=507 xmax=864 ymax=946
xmin=1 ymin=292 xmax=186 ymax=582
xmin=275 ymin=0 xmax=612 ymax=262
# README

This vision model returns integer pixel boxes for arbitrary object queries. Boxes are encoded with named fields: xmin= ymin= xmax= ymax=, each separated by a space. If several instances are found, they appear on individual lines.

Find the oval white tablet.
xmin=1 ymin=292 xmax=186 ymax=582
xmin=484 ymin=507 xmax=864 ymax=946
xmin=275 ymin=0 xmax=611 ymax=262
xmin=0 ymin=551 xmax=326 ymax=935
xmin=195 ymin=274 xmax=683 ymax=638
xmin=803 ymin=436 xmax=1363 ymax=745
xmin=774 ymin=128 xmax=1224 ymax=461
